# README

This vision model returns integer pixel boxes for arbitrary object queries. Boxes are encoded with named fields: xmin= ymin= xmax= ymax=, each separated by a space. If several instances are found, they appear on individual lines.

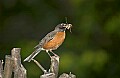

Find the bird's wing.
xmin=34 ymin=30 xmax=57 ymax=49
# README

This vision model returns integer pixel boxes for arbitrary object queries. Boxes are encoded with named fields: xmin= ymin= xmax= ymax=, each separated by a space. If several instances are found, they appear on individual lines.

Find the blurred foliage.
xmin=0 ymin=0 xmax=120 ymax=78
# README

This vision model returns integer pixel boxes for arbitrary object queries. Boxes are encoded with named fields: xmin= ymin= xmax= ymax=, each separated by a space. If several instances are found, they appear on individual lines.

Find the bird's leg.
xmin=50 ymin=50 xmax=59 ymax=57
xmin=46 ymin=50 xmax=52 ymax=58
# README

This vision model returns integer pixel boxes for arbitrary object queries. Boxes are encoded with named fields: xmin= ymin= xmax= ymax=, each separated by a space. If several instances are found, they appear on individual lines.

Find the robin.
xmin=24 ymin=23 xmax=72 ymax=62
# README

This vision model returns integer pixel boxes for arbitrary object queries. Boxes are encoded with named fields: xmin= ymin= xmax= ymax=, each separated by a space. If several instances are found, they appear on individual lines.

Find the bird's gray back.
xmin=34 ymin=30 xmax=57 ymax=49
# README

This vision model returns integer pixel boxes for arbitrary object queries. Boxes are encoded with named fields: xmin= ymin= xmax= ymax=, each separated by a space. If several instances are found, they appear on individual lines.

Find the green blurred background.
xmin=0 ymin=0 xmax=120 ymax=78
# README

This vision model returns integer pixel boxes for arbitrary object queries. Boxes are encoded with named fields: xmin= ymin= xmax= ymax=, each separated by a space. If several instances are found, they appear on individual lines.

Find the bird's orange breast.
xmin=43 ymin=32 xmax=65 ymax=50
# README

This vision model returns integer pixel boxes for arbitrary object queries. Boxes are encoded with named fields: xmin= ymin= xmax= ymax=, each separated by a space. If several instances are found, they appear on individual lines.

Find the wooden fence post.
xmin=1 ymin=48 xmax=26 ymax=78
xmin=1 ymin=48 xmax=76 ymax=78
xmin=4 ymin=55 xmax=13 ymax=78
xmin=0 ymin=60 xmax=3 ymax=78
xmin=40 ymin=56 xmax=59 ymax=78
xmin=11 ymin=48 xmax=27 ymax=78
xmin=50 ymin=56 xmax=59 ymax=78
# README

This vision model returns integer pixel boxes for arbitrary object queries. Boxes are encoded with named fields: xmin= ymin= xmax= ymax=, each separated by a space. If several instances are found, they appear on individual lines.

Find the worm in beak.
xmin=63 ymin=24 xmax=72 ymax=33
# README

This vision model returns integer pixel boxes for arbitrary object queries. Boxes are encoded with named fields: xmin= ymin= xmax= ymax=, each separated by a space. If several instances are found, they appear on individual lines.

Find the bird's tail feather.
xmin=24 ymin=48 xmax=42 ymax=62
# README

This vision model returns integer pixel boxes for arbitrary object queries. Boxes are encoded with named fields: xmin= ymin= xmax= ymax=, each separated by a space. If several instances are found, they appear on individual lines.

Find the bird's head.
xmin=55 ymin=23 xmax=72 ymax=32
